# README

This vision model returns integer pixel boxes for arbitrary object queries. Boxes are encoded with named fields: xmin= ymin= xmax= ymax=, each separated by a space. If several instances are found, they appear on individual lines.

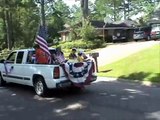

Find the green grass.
xmin=98 ymin=44 xmax=160 ymax=83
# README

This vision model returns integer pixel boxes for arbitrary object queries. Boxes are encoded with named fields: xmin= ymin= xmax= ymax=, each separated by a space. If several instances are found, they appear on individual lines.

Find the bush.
xmin=80 ymin=20 xmax=97 ymax=41
xmin=68 ymin=30 xmax=77 ymax=41
xmin=56 ymin=39 xmax=105 ymax=50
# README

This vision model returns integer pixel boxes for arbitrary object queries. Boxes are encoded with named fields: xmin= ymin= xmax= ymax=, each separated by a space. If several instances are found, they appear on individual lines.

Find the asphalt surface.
xmin=1 ymin=77 xmax=160 ymax=120
xmin=94 ymin=40 xmax=160 ymax=66
xmin=1 ymin=41 xmax=160 ymax=120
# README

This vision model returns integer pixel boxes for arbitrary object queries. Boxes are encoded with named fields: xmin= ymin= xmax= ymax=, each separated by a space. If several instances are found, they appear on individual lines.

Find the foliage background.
xmin=0 ymin=0 xmax=159 ymax=50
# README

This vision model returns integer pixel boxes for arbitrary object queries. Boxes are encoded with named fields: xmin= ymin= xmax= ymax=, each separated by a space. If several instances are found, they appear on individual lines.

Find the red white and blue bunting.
xmin=61 ymin=61 xmax=94 ymax=87
xmin=3 ymin=61 xmax=13 ymax=74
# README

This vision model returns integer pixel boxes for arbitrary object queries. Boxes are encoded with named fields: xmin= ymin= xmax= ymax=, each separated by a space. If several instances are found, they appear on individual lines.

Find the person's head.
xmin=72 ymin=48 xmax=76 ymax=53
xmin=78 ymin=52 xmax=82 ymax=56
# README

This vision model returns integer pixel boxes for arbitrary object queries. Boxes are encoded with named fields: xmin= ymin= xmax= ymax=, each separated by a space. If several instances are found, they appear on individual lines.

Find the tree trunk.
xmin=2 ymin=10 xmax=7 ymax=49
xmin=5 ymin=10 xmax=12 ymax=50
xmin=113 ymin=0 xmax=116 ymax=21
xmin=81 ymin=0 xmax=88 ymax=19
xmin=10 ymin=12 xmax=14 ymax=48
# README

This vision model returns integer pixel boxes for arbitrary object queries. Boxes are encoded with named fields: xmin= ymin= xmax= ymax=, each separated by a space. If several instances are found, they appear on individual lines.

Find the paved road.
xmin=93 ymin=40 xmax=160 ymax=67
xmin=1 ymin=77 xmax=160 ymax=120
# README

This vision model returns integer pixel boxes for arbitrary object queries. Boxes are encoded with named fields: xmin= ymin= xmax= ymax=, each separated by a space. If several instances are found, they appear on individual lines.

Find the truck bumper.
xmin=56 ymin=80 xmax=72 ymax=88
xmin=56 ymin=75 xmax=97 ymax=88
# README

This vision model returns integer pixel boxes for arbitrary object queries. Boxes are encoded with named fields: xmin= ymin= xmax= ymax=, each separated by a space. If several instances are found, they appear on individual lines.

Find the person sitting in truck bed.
xmin=52 ymin=47 xmax=66 ymax=64
xmin=77 ymin=50 xmax=88 ymax=62
xmin=69 ymin=48 xmax=77 ymax=60
xmin=34 ymin=44 xmax=49 ymax=64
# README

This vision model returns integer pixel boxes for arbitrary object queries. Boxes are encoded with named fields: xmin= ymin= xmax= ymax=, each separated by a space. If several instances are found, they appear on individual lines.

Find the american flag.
xmin=35 ymin=25 xmax=51 ymax=63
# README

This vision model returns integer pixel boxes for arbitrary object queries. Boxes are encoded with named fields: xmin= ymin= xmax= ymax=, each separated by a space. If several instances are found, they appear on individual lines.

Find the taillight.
xmin=151 ymin=32 xmax=156 ymax=35
xmin=53 ymin=67 xmax=60 ymax=79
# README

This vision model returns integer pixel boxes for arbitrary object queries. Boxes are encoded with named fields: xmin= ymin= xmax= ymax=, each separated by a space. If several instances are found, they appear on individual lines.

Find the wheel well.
xmin=0 ymin=71 xmax=5 ymax=83
xmin=0 ymin=72 xmax=3 ymax=79
xmin=32 ymin=74 xmax=45 ymax=85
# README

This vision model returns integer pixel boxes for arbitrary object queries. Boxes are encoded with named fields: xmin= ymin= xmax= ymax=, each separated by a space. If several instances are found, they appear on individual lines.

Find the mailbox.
xmin=89 ymin=52 xmax=99 ymax=72
xmin=89 ymin=52 xmax=99 ymax=58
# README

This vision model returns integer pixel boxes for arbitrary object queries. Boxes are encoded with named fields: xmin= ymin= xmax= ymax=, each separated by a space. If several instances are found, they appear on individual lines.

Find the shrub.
xmin=80 ymin=20 xmax=97 ymax=41
xmin=56 ymin=39 xmax=104 ymax=50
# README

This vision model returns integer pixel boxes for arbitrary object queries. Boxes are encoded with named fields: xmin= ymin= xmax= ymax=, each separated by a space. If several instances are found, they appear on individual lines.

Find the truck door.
xmin=2 ymin=51 xmax=17 ymax=82
xmin=3 ymin=51 xmax=26 ymax=84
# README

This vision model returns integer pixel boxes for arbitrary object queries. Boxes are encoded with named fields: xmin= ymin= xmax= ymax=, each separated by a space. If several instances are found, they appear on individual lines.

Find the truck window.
xmin=16 ymin=51 xmax=24 ymax=64
xmin=6 ymin=52 xmax=16 ymax=63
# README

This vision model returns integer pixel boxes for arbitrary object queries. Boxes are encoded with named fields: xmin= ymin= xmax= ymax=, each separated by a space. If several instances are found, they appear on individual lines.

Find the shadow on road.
xmin=118 ymin=72 xmax=160 ymax=83
xmin=5 ymin=83 xmax=88 ymax=98
xmin=1 ymin=77 xmax=160 ymax=120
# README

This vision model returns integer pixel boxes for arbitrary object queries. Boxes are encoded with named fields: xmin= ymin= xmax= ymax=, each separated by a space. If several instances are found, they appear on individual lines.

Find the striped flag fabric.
xmin=35 ymin=25 xmax=51 ymax=63
xmin=61 ymin=61 xmax=94 ymax=87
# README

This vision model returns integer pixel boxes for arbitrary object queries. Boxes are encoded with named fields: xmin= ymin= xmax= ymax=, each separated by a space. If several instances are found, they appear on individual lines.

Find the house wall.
xmin=61 ymin=32 xmax=69 ymax=41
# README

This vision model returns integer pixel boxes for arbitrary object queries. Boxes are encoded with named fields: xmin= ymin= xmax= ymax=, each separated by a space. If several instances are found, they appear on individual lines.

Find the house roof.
xmin=90 ymin=21 xmax=105 ymax=28
xmin=90 ymin=20 xmax=131 ymax=28
xmin=58 ymin=20 xmax=134 ymax=34
xmin=58 ymin=29 xmax=70 ymax=33
xmin=114 ymin=19 xmax=137 ymax=27
xmin=148 ymin=20 xmax=160 ymax=24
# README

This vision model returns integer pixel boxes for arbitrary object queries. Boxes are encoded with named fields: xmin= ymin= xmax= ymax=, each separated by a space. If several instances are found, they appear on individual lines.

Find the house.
xmin=58 ymin=20 xmax=135 ymax=42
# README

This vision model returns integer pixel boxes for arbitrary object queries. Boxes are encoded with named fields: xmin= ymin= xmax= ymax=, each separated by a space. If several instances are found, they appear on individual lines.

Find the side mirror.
xmin=0 ymin=59 xmax=5 ymax=63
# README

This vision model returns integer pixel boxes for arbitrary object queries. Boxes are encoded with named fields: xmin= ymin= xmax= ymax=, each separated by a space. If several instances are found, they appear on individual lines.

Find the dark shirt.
xmin=69 ymin=53 xmax=77 ymax=59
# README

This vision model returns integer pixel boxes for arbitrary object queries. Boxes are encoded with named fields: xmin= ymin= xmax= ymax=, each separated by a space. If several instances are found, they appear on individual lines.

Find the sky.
xmin=63 ymin=0 xmax=95 ymax=7
xmin=62 ymin=0 xmax=145 ymax=21
xmin=63 ymin=0 xmax=80 ymax=7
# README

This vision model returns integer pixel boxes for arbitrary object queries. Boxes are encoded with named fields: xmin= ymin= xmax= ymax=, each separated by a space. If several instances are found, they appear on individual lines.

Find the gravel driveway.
xmin=92 ymin=40 xmax=160 ymax=67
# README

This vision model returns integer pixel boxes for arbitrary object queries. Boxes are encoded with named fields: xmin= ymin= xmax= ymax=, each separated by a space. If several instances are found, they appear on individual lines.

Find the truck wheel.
xmin=0 ymin=73 xmax=6 ymax=86
xmin=34 ymin=77 xmax=48 ymax=96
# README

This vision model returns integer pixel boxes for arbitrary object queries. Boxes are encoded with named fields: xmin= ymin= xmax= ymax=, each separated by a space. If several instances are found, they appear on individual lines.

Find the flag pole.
xmin=40 ymin=0 xmax=46 ymax=28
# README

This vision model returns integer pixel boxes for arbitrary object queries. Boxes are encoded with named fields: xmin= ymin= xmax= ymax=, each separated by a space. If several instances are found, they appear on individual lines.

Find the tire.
xmin=0 ymin=73 xmax=6 ymax=86
xmin=145 ymin=36 xmax=150 ymax=41
xmin=34 ymin=77 xmax=48 ymax=96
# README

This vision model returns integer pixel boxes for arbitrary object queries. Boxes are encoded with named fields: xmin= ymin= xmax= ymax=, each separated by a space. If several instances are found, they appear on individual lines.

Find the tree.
xmin=0 ymin=0 xmax=39 ymax=49
xmin=93 ymin=0 xmax=160 ymax=22
xmin=80 ymin=19 xmax=97 ymax=41
xmin=94 ymin=0 xmax=123 ymax=21
xmin=44 ymin=0 xmax=71 ymax=42
xmin=70 ymin=4 xmax=82 ymax=25
xmin=128 ymin=0 xmax=160 ymax=21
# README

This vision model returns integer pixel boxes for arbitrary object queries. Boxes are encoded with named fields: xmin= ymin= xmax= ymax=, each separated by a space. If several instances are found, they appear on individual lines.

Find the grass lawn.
xmin=98 ymin=44 xmax=160 ymax=83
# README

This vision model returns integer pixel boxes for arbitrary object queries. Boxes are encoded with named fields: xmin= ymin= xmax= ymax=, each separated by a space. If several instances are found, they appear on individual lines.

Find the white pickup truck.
xmin=0 ymin=48 xmax=97 ymax=96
